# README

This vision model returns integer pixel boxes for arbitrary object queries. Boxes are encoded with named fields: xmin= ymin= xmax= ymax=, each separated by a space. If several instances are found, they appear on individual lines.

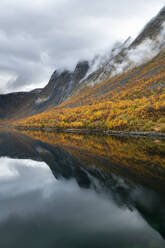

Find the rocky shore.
xmin=11 ymin=126 xmax=165 ymax=139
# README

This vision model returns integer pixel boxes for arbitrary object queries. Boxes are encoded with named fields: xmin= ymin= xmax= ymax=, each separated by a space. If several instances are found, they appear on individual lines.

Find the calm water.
xmin=0 ymin=129 xmax=165 ymax=248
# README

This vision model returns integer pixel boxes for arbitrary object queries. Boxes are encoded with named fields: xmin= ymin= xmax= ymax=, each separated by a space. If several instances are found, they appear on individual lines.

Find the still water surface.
xmin=0 ymin=129 xmax=165 ymax=248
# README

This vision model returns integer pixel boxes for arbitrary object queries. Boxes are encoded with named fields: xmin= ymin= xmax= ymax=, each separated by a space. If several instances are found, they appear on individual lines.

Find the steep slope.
xmin=131 ymin=6 xmax=165 ymax=47
xmin=14 ymin=46 xmax=165 ymax=132
xmin=34 ymin=61 xmax=89 ymax=110
xmin=0 ymin=90 xmax=40 ymax=123
xmin=80 ymin=6 xmax=165 ymax=87
xmin=0 ymin=61 xmax=89 ymax=122
xmin=3 ymin=6 xmax=165 ymax=126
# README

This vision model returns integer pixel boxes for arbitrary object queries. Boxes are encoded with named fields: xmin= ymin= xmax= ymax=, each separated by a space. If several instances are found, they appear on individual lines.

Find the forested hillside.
xmin=13 ymin=48 xmax=165 ymax=132
xmin=3 ymin=6 xmax=165 ymax=132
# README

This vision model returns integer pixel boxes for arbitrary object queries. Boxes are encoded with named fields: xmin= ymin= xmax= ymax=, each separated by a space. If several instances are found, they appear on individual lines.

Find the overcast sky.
xmin=0 ymin=0 xmax=164 ymax=93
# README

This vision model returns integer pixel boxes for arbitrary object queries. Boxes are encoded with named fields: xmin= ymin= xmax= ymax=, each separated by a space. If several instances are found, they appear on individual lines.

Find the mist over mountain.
xmin=2 ymin=5 xmax=165 ymax=132
xmin=0 ymin=0 xmax=164 ymax=93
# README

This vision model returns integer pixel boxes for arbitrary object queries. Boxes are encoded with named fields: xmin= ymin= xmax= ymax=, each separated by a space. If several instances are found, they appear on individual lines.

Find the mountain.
xmin=0 ymin=61 xmax=90 ymax=121
xmin=2 ymin=6 xmax=165 ymax=131
xmin=79 ymin=6 xmax=165 ymax=87
xmin=0 ymin=91 xmax=39 ymax=122
xmin=131 ymin=6 xmax=165 ymax=47
xmin=34 ymin=60 xmax=89 ymax=110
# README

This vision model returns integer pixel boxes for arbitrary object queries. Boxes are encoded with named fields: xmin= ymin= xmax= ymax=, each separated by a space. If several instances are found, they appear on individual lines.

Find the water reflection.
xmin=0 ymin=129 xmax=164 ymax=248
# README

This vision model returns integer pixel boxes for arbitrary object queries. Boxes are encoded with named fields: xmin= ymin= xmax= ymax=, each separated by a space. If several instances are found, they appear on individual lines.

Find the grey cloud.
xmin=0 ymin=0 xmax=164 ymax=93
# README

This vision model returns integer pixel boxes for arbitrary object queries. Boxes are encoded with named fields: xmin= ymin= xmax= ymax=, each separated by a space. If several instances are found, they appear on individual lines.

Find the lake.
xmin=0 ymin=129 xmax=165 ymax=248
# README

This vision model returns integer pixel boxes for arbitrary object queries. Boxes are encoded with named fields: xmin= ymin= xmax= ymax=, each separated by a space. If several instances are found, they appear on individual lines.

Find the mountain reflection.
xmin=0 ymin=129 xmax=165 ymax=248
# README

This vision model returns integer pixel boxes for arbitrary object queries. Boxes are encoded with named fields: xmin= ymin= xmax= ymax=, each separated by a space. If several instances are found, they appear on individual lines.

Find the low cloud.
xmin=108 ymin=22 xmax=165 ymax=77
xmin=0 ymin=0 xmax=164 ymax=93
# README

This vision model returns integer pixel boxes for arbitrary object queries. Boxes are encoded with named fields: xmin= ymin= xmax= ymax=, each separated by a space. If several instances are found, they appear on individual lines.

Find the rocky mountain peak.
xmin=159 ymin=6 xmax=165 ymax=16
xmin=73 ymin=61 xmax=89 ymax=82
xmin=49 ymin=69 xmax=71 ymax=82
xmin=33 ymin=60 xmax=89 ymax=108
xmin=131 ymin=5 xmax=165 ymax=47
xmin=74 ymin=61 xmax=89 ymax=73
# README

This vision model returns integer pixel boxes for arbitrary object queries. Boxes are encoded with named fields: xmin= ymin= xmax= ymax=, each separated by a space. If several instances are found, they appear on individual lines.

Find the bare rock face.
xmin=34 ymin=60 xmax=89 ymax=109
xmin=1 ymin=6 xmax=165 ymax=121
xmin=81 ymin=6 xmax=165 ymax=87
xmin=0 ymin=61 xmax=90 ymax=120
xmin=73 ymin=61 xmax=89 ymax=82
xmin=131 ymin=6 xmax=165 ymax=47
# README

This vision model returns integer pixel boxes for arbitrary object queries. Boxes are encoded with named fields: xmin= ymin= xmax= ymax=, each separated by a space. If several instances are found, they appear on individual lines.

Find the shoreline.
xmin=10 ymin=126 xmax=165 ymax=139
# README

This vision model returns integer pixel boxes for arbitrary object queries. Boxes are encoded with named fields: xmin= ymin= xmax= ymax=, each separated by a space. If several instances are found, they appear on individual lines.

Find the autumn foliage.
xmin=13 ymin=49 xmax=165 ymax=132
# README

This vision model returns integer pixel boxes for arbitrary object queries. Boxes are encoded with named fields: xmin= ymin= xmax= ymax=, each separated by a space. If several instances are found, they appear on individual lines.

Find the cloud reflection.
xmin=0 ymin=157 xmax=164 ymax=247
